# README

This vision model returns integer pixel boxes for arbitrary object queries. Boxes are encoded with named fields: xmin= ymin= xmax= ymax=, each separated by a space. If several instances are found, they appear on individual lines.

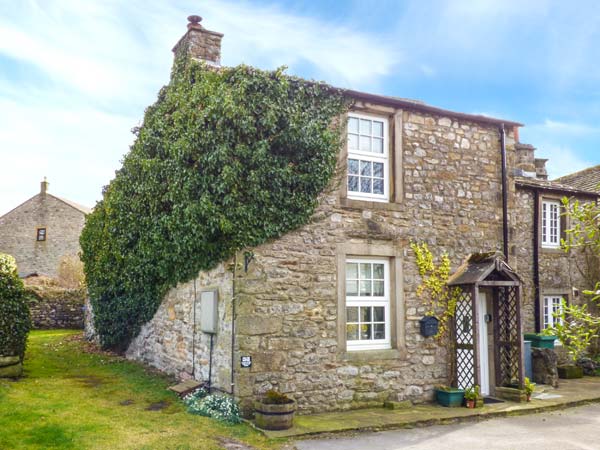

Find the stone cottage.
xmin=121 ymin=17 xmax=598 ymax=413
xmin=0 ymin=179 xmax=91 ymax=277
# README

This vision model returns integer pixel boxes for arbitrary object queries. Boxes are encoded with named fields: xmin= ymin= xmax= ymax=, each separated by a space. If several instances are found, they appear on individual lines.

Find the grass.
xmin=0 ymin=330 xmax=285 ymax=450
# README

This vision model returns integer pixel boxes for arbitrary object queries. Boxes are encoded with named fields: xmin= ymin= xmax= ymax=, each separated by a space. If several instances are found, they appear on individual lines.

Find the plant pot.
xmin=524 ymin=333 xmax=557 ymax=349
xmin=435 ymin=388 xmax=465 ymax=407
xmin=254 ymin=400 xmax=296 ymax=430
xmin=466 ymin=399 xmax=475 ymax=409
xmin=526 ymin=394 xmax=531 ymax=402
xmin=557 ymin=365 xmax=584 ymax=379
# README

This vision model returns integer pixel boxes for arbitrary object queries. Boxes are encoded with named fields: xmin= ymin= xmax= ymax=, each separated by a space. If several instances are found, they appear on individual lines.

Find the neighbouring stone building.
xmin=0 ymin=179 xmax=91 ymax=277
xmin=119 ymin=17 xmax=599 ymax=414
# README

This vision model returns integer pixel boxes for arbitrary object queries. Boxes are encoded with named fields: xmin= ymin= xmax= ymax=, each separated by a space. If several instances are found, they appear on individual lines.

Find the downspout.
xmin=192 ymin=279 xmax=197 ymax=379
xmin=533 ymin=190 xmax=541 ymax=333
xmin=500 ymin=124 xmax=509 ymax=261
xmin=231 ymin=253 xmax=237 ymax=396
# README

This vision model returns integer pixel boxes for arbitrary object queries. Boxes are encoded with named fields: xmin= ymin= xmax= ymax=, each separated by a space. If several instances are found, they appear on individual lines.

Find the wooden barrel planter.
xmin=254 ymin=399 xmax=296 ymax=430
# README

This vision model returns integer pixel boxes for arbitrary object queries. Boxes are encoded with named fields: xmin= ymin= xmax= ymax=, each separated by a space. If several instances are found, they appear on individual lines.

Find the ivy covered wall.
xmin=80 ymin=59 xmax=349 ymax=349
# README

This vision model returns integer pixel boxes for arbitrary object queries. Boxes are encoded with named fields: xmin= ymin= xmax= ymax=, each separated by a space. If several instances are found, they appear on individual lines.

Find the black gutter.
xmin=500 ymin=124 xmax=509 ymax=261
xmin=533 ymin=190 xmax=541 ymax=333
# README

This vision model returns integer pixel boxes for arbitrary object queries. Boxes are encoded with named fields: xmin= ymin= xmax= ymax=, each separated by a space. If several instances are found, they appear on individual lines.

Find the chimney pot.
xmin=187 ymin=15 xmax=203 ymax=29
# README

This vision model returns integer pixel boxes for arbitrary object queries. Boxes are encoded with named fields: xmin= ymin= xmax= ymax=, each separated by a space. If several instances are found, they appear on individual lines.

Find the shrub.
xmin=0 ymin=254 xmax=31 ymax=358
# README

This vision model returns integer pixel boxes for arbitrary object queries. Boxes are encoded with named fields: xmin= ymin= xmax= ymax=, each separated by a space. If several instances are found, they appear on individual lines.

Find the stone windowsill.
xmin=339 ymin=348 xmax=406 ymax=362
xmin=339 ymin=197 xmax=403 ymax=212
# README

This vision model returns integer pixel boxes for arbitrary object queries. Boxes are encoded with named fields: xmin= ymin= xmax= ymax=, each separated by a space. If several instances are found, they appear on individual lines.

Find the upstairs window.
xmin=345 ymin=258 xmax=390 ymax=351
xmin=541 ymin=200 xmax=561 ymax=248
xmin=347 ymin=113 xmax=388 ymax=202
xmin=36 ymin=228 xmax=46 ymax=241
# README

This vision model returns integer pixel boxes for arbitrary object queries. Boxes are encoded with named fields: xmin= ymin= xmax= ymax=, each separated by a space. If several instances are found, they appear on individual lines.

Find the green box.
xmin=435 ymin=388 xmax=465 ymax=407
xmin=524 ymin=333 xmax=557 ymax=349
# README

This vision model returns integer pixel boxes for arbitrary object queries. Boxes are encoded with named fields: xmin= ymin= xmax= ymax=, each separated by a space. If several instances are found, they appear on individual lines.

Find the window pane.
xmin=372 ymin=137 xmax=384 ymax=153
xmin=373 ymin=263 xmax=384 ymax=279
xmin=346 ymin=324 xmax=359 ymax=340
xmin=360 ymin=324 xmax=372 ymax=340
xmin=373 ymin=306 xmax=385 ymax=322
xmin=373 ymin=179 xmax=384 ymax=195
xmin=346 ymin=306 xmax=359 ymax=322
xmin=348 ymin=158 xmax=359 ymax=174
xmin=348 ymin=117 xmax=359 ymax=133
xmin=360 ymin=177 xmax=372 ymax=193
xmin=373 ymin=323 xmax=385 ymax=339
xmin=360 ymin=160 xmax=372 ymax=176
xmin=348 ymin=175 xmax=359 ymax=192
xmin=346 ymin=280 xmax=358 ymax=296
xmin=373 ymin=162 xmax=384 ymax=178
xmin=346 ymin=262 xmax=358 ymax=279
xmin=359 ymin=135 xmax=371 ymax=152
xmin=372 ymin=121 xmax=383 ymax=137
xmin=360 ymin=306 xmax=372 ymax=322
xmin=359 ymin=119 xmax=371 ymax=135
xmin=373 ymin=280 xmax=384 ymax=296
xmin=360 ymin=263 xmax=372 ymax=279
xmin=348 ymin=133 xmax=359 ymax=150
xmin=359 ymin=280 xmax=371 ymax=296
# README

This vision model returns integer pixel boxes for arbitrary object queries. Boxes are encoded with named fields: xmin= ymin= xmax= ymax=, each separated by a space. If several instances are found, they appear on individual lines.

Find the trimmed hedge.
xmin=0 ymin=254 xmax=31 ymax=358
xmin=81 ymin=58 xmax=349 ymax=349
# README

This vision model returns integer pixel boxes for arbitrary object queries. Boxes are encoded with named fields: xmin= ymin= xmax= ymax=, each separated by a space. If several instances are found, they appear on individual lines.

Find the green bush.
xmin=0 ymin=254 xmax=31 ymax=358
xmin=81 ymin=58 xmax=349 ymax=349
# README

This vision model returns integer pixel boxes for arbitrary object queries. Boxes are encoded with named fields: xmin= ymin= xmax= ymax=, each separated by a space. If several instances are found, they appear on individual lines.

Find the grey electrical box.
xmin=199 ymin=290 xmax=218 ymax=334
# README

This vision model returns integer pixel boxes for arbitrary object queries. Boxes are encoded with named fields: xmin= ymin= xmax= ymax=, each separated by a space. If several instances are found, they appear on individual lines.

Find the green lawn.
xmin=0 ymin=330 xmax=284 ymax=450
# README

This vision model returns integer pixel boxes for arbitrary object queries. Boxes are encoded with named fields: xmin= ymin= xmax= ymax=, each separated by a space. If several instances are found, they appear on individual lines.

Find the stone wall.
xmin=126 ymin=263 xmax=234 ymax=392
xmin=0 ymin=192 xmax=87 ymax=277
xmin=26 ymin=286 xmax=85 ymax=329
xmin=125 ymin=105 xmax=520 ymax=414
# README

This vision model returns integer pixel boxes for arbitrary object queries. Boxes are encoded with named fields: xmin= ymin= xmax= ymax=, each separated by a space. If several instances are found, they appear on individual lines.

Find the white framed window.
xmin=347 ymin=113 xmax=389 ymax=202
xmin=541 ymin=200 xmax=561 ymax=248
xmin=543 ymin=296 xmax=564 ymax=329
xmin=345 ymin=258 xmax=390 ymax=351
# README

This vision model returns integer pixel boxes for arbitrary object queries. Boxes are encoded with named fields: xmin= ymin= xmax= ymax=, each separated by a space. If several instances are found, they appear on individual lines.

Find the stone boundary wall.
xmin=26 ymin=287 xmax=85 ymax=329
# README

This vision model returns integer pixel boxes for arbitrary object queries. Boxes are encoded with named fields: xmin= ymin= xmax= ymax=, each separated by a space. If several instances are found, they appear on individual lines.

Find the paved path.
xmin=295 ymin=403 xmax=600 ymax=450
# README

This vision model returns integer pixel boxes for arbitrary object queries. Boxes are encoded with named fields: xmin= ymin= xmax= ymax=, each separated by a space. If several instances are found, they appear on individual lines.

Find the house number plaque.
xmin=240 ymin=356 xmax=252 ymax=368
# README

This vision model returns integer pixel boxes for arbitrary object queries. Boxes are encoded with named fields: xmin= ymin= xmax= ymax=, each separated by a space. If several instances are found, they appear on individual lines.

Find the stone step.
xmin=168 ymin=380 xmax=202 ymax=396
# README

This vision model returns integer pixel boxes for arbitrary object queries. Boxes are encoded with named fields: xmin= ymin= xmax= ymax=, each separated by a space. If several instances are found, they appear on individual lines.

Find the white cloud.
xmin=538 ymin=145 xmax=592 ymax=180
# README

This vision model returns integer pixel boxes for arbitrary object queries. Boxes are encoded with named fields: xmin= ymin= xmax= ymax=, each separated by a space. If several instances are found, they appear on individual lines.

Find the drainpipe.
xmin=231 ymin=253 xmax=237 ymax=396
xmin=500 ymin=124 xmax=509 ymax=261
xmin=533 ymin=190 xmax=541 ymax=333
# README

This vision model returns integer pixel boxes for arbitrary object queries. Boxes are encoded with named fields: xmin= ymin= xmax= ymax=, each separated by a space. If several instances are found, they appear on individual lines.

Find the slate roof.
xmin=515 ymin=176 xmax=599 ymax=198
xmin=554 ymin=165 xmax=600 ymax=194
xmin=345 ymin=89 xmax=523 ymax=128
xmin=447 ymin=252 xmax=520 ymax=286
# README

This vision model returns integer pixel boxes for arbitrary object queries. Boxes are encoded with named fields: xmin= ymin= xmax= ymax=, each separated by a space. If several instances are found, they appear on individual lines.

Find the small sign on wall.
xmin=240 ymin=356 xmax=252 ymax=368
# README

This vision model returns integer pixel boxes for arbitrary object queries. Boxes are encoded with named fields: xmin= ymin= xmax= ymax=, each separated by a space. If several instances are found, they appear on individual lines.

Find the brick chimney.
xmin=40 ymin=177 xmax=48 ymax=195
xmin=172 ymin=15 xmax=223 ymax=66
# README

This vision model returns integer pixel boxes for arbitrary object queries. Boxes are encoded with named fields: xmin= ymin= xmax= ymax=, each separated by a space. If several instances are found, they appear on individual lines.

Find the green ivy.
xmin=0 ymin=253 xmax=31 ymax=359
xmin=80 ymin=60 xmax=349 ymax=349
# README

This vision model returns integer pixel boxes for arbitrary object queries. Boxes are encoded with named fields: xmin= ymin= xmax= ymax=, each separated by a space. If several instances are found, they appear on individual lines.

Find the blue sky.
xmin=1 ymin=0 xmax=600 ymax=215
